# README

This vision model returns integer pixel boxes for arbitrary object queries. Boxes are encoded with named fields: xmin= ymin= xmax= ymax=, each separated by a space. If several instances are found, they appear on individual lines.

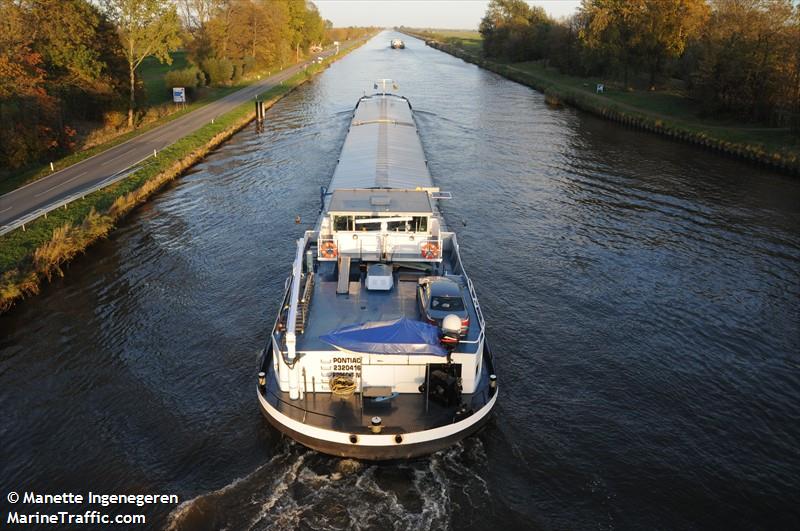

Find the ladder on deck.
xmin=295 ymin=273 xmax=315 ymax=334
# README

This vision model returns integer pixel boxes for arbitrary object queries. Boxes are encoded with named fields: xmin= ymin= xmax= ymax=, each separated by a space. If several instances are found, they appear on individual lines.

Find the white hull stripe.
xmin=258 ymin=389 xmax=498 ymax=447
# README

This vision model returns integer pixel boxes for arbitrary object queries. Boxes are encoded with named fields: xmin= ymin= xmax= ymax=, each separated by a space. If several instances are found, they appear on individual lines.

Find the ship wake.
xmin=165 ymin=438 xmax=490 ymax=531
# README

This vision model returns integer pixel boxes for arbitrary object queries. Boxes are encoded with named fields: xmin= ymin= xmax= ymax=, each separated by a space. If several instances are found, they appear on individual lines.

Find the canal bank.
xmin=1 ymin=31 xmax=798 ymax=530
xmin=400 ymin=30 xmax=800 ymax=177
xmin=2 ymin=31 xmax=798 ymax=530
xmin=0 ymin=37 xmax=373 ymax=314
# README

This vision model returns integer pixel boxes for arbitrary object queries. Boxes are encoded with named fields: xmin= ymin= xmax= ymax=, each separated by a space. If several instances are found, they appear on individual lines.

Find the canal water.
xmin=2 ymin=31 xmax=799 ymax=530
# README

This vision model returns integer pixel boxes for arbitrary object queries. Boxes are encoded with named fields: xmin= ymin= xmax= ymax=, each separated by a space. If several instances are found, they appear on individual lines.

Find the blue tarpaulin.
xmin=319 ymin=317 xmax=447 ymax=356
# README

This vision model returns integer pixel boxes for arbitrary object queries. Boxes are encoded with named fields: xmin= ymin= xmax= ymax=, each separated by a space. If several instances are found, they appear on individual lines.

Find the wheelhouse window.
xmin=333 ymin=215 xmax=354 ymax=231
xmin=334 ymin=214 xmax=429 ymax=232
xmin=387 ymin=220 xmax=410 ymax=231
xmin=386 ymin=216 xmax=429 ymax=232
xmin=354 ymin=216 xmax=381 ymax=231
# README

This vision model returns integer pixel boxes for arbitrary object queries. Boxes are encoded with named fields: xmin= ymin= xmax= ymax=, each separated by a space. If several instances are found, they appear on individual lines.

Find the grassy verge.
xmin=402 ymin=29 xmax=800 ymax=175
xmin=140 ymin=51 xmax=191 ymax=105
xmin=0 ymin=47 xmax=348 ymax=196
xmin=0 ymin=83 xmax=249 ymax=196
xmin=0 ymin=37 xmax=371 ymax=313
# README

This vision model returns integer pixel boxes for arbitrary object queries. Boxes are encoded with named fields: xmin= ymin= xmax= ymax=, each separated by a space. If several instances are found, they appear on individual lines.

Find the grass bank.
xmin=139 ymin=51 xmax=192 ymax=105
xmin=0 ymin=37 xmax=371 ymax=314
xmin=0 ymin=46 xmax=351 ymax=196
xmin=401 ymin=29 xmax=800 ymax=176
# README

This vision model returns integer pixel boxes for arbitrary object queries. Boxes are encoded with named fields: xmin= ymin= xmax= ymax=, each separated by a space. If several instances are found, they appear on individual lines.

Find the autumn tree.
xmin=287 ymin=0 xmax=306 ymax=62
xmin=226 ymin=0 xmax=290 ymax=67
xmin=0 ymin=0 xmax=128 ymax=170
xmin=104 ymin=0 xmax=181 ymax=127
xmin=635 ymin=0 xmax=709 ymax=88
xmin=479 ymin=0 xmax=552 ymax=61
xmin=200 ymin=0 xmax=322 ymax=70
xmin=692 ymin=0 xmax=799 ymax=121
xmin=179 ymin=0 xmax=223 ymax=61
xmin=578 ymin=0 xmax=647 ymax=87
xmin=0 ymin=0 xmax=53 ymax=169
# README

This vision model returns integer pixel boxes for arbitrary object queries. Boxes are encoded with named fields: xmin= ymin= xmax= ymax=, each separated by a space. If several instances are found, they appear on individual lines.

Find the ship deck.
xmin=295 ymin=268 xmax=482 ymax=353
xmin=262 ymin=353 xmax=494 ymax=435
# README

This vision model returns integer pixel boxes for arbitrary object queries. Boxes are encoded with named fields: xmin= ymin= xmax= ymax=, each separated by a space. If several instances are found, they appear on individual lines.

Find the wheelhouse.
xmin=318 ymin=189 xmax=442 ymax=262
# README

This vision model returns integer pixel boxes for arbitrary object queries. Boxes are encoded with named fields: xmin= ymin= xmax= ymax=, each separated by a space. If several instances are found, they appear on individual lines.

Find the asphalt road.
xmin=0 ymin=48 xmax=340 ymax=232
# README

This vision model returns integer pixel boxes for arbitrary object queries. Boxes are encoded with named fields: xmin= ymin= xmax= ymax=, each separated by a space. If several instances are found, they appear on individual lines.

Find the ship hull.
xmin=258 ymin=92 xmax=498 ymax=461
xmin=258 ymin=385 xmax=497 ymax=460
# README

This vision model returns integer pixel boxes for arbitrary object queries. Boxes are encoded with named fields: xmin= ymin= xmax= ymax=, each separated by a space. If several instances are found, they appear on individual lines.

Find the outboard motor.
xmin=420 ymin=313 xmax=463 ymax=408
xmin=440 ymin=314 xmax=461 ymax=355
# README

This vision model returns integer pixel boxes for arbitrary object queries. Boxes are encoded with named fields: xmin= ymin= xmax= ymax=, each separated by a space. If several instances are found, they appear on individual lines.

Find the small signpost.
xmin=172 ymin=87 xmax=186 ymax=104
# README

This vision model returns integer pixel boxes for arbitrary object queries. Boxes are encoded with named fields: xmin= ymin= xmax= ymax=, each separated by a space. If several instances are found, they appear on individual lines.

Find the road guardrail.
xmin=0 ymin=153 xmax=154 ymax=237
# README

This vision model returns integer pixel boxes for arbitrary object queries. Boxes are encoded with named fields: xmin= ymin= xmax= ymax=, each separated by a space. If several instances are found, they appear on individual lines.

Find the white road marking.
xmin=100 ymin=150 xmax=134 ymax=166
xmin=34 ymin=171 xmax=86 ymax=196
xmin=0 ymin=206 xmax=12 ymax=213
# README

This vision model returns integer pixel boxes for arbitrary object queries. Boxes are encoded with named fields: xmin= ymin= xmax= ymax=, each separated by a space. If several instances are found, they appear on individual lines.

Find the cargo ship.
xmin=257 ymin=80 xmax=498 ymax=459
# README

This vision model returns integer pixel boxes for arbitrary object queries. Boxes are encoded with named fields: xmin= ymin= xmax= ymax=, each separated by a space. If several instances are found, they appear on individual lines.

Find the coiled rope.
xmin=329 ymin=375 xmax=356 ymax=397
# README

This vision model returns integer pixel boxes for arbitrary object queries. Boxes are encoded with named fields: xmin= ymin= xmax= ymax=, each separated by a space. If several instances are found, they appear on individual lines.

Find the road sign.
xmin=172 ymin=87 xmax=186 ymax=103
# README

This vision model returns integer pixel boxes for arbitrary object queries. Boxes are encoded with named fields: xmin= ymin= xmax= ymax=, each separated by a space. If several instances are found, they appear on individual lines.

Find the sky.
xmin=315 ymin=0 xmax=583 ymax=29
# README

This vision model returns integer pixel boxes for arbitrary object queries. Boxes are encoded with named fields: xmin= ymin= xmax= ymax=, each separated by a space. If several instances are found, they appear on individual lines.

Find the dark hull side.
xmin=258 ymin=397 xmax=494 ymax=460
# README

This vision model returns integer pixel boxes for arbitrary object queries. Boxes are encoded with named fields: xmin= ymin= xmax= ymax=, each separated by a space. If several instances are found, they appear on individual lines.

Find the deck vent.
xmin=366 ymin=263 xmax=393 ymax=291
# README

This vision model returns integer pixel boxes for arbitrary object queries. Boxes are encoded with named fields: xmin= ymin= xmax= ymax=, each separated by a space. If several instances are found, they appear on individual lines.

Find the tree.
xmin=0 ymin=0 xmax=55 ymax=169
xmin=0 ymin=0 xmax=129 ymax=169
xmin=635 ymin=0 xmax=709 ymax=88
xmin=479 ymin=0 xmax=551 ymax=61
xmin=104 ymin=0 xmax=181 ymax=128
xmin=578 ymin=0 xmax=646 ymax=87
xmin=286 ymin=0 xmax=306 ymax=62
xmin=303 ymin=2 xmax=325 ymax=49
xmin=692 ymin=0 xmax=798 ymax=121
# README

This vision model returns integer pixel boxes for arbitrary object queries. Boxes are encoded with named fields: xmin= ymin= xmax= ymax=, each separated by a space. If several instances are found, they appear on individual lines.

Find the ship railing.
xmin=417 ymin=237 xmax=443 ymax=261
xmin=322 ymin=233 xmax=443 ymax=262
xmin=317 ymin=236 xmax=337 ymax=261
xmin=384 ymin=235 xmax=435 ymax=261
xmin=447 ymin=232 xmax=486 ymax=350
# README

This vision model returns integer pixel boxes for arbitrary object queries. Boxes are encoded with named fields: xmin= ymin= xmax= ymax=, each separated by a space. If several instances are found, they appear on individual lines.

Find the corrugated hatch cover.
xmin=328 ymin=95 xmax=435 ymax=191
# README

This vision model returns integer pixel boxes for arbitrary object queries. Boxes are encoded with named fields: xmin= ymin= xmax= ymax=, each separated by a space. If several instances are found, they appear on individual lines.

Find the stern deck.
xmin=295 ymin=261 xmax=481 ymax=353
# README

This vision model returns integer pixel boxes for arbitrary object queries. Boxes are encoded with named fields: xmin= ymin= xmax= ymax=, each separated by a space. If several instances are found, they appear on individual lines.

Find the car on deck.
xmin=417 ymin=276 xmax=470 ymax=336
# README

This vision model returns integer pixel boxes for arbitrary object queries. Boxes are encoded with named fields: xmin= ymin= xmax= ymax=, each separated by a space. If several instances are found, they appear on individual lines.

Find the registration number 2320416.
xmin=330 ymin=356 xmax=362 ymax=374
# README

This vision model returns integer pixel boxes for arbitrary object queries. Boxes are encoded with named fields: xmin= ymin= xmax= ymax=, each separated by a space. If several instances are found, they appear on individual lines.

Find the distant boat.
xmin=390 ymin=39 xmax=405 ymax=49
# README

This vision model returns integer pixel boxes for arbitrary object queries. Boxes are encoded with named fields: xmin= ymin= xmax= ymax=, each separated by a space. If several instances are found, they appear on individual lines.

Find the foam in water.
xmin=165 ymin=438 xmax=490 ymax=531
